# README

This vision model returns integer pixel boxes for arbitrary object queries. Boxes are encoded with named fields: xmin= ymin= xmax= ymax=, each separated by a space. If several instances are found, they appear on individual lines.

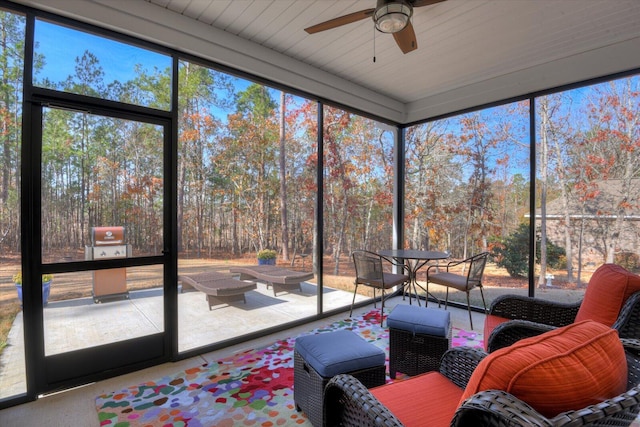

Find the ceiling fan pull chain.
xmin=373 ymin=26 xmax=376 ymax=63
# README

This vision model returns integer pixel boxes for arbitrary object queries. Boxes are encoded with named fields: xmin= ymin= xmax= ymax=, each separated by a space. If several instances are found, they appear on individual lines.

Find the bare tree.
xmin=279 ymin=91 xmax=290 ymax=261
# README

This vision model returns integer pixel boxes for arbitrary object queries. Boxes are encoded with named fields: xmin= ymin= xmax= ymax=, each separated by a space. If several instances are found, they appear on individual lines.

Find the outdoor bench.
xmin=179 ymin=271 xmax=256 ymax=310
xmin=229 ymin=265 xmax=314 ymax=296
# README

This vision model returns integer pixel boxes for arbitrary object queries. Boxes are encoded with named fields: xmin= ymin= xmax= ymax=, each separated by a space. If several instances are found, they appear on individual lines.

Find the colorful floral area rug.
xmin=96 ymin=310 xmax=483 ymax=427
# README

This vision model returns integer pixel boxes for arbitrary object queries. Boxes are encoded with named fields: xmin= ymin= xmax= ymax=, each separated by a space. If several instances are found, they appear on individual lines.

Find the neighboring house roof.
xmin=529 ymin=179 xmax=640 ymax=221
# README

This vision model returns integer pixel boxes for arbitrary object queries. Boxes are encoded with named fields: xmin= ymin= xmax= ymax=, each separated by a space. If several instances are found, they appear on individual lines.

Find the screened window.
xmin=535 ymin=76 xmax=640 ymax=301
xmin=404 ymin=101 xmax=530 ymax=307
xmin=34 ymin=19 xmax=171 ymax=110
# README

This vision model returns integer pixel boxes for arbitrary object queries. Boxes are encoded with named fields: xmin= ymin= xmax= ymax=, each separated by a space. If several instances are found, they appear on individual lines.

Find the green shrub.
xmin=489 ymin=223 xmax=566 ymax=278
xmin=615 ymin=252 xmax=639 ymax=272
xmin=12 ymin=272 xmax=54 ymax=285
xmin=257 ymin=249 xmax=277 ymax=260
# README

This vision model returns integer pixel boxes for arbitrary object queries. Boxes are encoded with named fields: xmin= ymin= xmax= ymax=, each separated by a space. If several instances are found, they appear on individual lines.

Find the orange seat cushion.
xmin=371 ymin=372 xmax=463 ymax=427
xmin=460 ymin=320 xmax=627 ymax=418
xmin=575 ymin=263 xmax=640 ymax=326
xmin=482 ymin=314 xmax=509 ymax=349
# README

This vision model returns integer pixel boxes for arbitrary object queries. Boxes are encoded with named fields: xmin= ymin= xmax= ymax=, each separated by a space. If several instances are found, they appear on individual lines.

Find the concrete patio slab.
xmin=0 ymin=279 xmax=365 ymax=399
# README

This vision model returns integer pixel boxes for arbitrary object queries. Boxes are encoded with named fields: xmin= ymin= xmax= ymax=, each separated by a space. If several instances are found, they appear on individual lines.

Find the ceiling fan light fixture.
xmin=374 ymin=1 xmax=413 ymax=33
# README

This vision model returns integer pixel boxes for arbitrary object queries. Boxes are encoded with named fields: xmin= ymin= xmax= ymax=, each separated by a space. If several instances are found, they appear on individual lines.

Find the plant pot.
xmin=43 ymin=280 xmax=51 ymax=305
xmin=258 ymin=258 xmax=276 ymax=265
xmin=15 ymin=280 xmax=52 ymax=307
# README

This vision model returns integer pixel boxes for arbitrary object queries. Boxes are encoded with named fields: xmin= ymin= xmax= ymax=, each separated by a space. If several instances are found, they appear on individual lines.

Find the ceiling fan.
xmin=304 ymin=0 xmax=447 ymax=54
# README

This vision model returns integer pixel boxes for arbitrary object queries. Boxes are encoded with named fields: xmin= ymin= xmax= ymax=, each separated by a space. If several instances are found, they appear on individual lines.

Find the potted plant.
xmin=13 ymin=272 xmax=54 ymax=306
xmin=257 ymin=249 xmax=277 ymax=265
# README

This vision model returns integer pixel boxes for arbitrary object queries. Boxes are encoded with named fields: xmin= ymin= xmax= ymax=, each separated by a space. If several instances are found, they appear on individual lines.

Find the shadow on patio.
xmin=0 ymin=275 xmax=363 ymax=398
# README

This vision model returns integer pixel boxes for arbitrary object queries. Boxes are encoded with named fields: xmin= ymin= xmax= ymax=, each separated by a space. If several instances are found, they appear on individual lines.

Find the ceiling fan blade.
xmin=412 ymin=0 xmax=447 ymax=7
xmin=393 ymin=21 xmax=418 ymax=54
xmin=304 ymin=8 xmax=375 ymax=34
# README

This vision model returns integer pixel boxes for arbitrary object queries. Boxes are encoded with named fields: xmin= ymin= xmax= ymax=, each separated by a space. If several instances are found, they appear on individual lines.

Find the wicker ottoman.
xmin=294 ymin=330 xmax=386 ymax=427
xmin=388 ymin=305 xmax=451 ymax=379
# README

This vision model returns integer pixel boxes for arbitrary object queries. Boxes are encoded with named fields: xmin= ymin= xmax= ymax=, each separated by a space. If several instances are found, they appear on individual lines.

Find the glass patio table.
xmin=378 ymin=249 xmax=449 ymax=306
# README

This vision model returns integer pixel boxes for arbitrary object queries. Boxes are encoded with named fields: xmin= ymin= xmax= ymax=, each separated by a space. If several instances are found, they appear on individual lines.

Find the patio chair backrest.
xmin=353 ymin=250 xmax=384 ymax=284
xmin=467 ymin=252 xmax=489 ymax=287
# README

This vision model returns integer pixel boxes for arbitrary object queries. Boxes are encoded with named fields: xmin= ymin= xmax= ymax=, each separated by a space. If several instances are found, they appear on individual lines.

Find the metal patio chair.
xmin=350 ymin=250 xmax=410 ymax=325
xmin=426 ymin=252 xmax=489 ymax=329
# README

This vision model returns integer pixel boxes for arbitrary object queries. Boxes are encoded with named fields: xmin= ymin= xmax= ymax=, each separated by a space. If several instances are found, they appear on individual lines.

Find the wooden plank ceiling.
xmin=13 ymin=0 xmax=640 ymax=122
xmin=144 ymin=0 xmax=640 ymax=111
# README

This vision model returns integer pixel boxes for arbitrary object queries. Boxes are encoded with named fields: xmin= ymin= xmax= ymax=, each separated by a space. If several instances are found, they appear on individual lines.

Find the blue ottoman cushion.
xmin=294 ymin=330 xmax=385 ymax=377
xmin=388 ymin=305 xmax=451 ymax=337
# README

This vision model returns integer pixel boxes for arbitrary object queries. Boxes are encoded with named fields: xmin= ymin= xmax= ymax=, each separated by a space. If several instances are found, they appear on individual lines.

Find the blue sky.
xmin=33 ymin=19 xmax=280 ymax=121
xmin=34 ymin=19 xmax=170 ymax=85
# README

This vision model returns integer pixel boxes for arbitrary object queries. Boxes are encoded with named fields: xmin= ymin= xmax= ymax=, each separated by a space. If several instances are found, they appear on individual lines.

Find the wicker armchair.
xmin=486 ymin=265 xmax=640 ymax=352
xmin=324 ymin=339 xmax=640 ymax=427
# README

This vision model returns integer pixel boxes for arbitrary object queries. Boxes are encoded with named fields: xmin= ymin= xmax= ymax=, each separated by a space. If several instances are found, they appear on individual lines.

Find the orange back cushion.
xmin=460 ymin=320 xmax=627 ymax=418
xmin=575 ymin=264 xmax=640 ymax=325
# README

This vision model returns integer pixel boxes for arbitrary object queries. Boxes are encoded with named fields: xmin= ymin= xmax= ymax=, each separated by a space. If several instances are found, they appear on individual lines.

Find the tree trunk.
xmin=279 ymin=91 xmax=290 ymax=261
xmin=538 ymin=99 xmax=549 ymax=287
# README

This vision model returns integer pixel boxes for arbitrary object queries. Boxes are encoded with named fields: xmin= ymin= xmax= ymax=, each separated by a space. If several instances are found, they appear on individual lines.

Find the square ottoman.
xmin=388 ymin=304 xmax=451 ymax=379
xmin=294 ymin=329 xmax=386 ymax=427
